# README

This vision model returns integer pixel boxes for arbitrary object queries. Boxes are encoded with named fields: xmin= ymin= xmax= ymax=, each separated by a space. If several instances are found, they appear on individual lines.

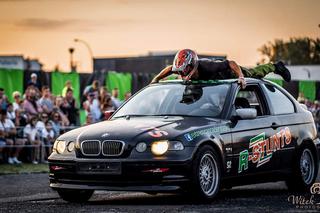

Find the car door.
xmin=260 ymin=83 xmax=299 ymax=171
xmin=230 ymin=84 xmax=280 ymax=176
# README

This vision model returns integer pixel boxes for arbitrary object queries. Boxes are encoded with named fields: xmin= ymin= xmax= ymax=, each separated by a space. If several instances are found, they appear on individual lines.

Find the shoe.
xmin=12 ymin=157 xmax=22 ymax=164
xmin=8 ymin=157 xmax=14 ymax=164
xmin=32 ymin=160 xmax=38 ymax=165
xmin=42 ymin=160 xmax=49 ymax=164
xmin=274 ymin=61 xmax=291 ymax=82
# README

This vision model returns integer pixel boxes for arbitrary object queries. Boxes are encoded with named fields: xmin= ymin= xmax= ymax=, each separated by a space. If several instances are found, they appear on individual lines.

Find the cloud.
xmin=13 ymin=17 xmax=136 ymax=31
xmin=14 ymin=18 xmax=84 ymax=30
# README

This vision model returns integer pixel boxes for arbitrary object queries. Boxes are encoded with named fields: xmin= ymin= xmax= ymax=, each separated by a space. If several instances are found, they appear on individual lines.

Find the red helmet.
xmin=172 ymin=49 xmax=199 ymax=77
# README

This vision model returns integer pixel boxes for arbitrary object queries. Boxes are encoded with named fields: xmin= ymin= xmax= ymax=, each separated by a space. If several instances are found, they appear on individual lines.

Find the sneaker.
xmin=274 ymin=61 xmax=291 ymax=82
xmin=8 ymin=157 xmax=14 ymax=165
xmin=12 ymin=157 xmax=22 ymax=164
xmin=32 ymin=160 xmax=38 ymax=165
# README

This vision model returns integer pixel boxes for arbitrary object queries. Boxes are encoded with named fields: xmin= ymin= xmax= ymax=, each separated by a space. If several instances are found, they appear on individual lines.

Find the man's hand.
xmin=238 ymin=77 xmax=246 ymax=89
xmin=150 ymin=78 xmax=159 ymax=84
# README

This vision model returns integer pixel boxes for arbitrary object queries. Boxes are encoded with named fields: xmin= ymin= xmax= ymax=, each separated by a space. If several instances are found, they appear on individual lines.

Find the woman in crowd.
xmin=23 ymin=116 xmax=41 ymax=164
xmin=0 ymin=109 xmax=25 ymax=164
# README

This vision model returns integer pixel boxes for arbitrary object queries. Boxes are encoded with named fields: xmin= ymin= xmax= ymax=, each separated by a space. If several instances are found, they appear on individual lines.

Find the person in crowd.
xmin=36 ymin=113 xmax=54 ymax=161
xmin=0 ymin=88 xmax=8 ymax=110
xmin=111 ymin=88 xmax=122 ymax=109
xmin=62 ymin=80 xmax=74 ymax=97
xmin=0 ymin=109 xmax=25 ymax=164
xmin=53 ymin=96 xmax=70 ymax=126
xmin=23 ymin=87 xmax=42 ymax=118
xmin=99 ymin=86 xmax=110 ymax=102
xmin=50 ymin=111 xmax=62 ymax=138
xmin=124 ymin=92 xmax=132 ymax=101
xmin=100 ymin=93 xmax=114 ymax=115
xmin=23 ymin=116 xmax=41 ymax=164
xmin=84 ymin=113 xmax=94 ymax=126
xmin=27 ymin=73 xmax=41 ymax=90
xmin=83 ymin=80 xmax=100 ymax=98
xmin=6 ymin=103 xmax=16 ymax=123
xmin=83 ymin=92 xmax=101 ymax=123
xmin=60 ymin=88 xmax=78 ymax=126
xmin=39 ymin=86 xmax=54 ymax=114
xmin=12 ymin=91 xmax=22 ymax=112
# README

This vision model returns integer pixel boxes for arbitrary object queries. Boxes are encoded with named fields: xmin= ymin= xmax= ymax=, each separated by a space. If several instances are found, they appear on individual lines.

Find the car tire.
xmin=190 ymin=145 xmax=221 ymax=201
xmin=286 ymin=146 xmax=318 ymax=192
xmin=57 ymin=189 xmax=94 ymax=203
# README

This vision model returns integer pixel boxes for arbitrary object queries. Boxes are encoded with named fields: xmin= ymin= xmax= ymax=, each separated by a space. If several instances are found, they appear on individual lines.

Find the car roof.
xmin=158 ymin=78 xmax=272 ymax=85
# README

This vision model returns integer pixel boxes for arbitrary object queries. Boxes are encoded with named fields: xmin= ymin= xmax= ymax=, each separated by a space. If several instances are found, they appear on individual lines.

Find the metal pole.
xmin=74 ymin=38 xmax=94 ymax=72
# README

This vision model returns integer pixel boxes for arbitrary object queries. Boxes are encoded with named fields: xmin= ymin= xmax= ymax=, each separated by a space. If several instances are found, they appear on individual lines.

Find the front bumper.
xmin=49 ymin=157 xmax=193 ymax=192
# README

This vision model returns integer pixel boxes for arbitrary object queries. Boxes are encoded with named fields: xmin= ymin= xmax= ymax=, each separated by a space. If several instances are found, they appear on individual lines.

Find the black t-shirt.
xmin=195 ymin=59 xmax=235 ymax=80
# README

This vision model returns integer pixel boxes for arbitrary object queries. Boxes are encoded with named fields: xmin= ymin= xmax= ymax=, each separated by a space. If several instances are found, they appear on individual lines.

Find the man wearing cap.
xmin=27 ymin=73 xmax=41 ymax=90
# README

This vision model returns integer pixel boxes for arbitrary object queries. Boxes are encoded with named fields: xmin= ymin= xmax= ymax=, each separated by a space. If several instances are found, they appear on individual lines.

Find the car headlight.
xmin=56 ymin=140 xmax=66 ymax=154
xmin=136 ymin=142 xmax=147 ymax=152
xmin=67 ymin=141 xmax=75 ymax=152
xmin=151 ymin=140 xmax=169 ymax=156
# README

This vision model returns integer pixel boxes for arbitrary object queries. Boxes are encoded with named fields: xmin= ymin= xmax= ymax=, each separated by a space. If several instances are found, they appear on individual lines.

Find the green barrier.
xmin=105 ymin=71 xmax=132 ymax=100
xmin=79 ymin=109 xmax=86 ymax=125
xmin=0 ymin=69 xmax=23 ymax=103
xmin=299 ymin=80 xmax=316 ymax=101
xmin=51 ymin=71 xmax=80 ymax=106
xmin=267 ymin=78 xmax=283 ymax=87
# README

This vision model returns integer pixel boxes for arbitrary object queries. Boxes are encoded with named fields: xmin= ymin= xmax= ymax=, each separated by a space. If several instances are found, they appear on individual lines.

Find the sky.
xmin=0 ymin=0 xmax=319 ymax=72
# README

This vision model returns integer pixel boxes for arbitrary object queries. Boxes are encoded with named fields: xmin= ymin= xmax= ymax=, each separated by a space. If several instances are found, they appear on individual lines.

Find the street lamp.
xmin=68 ymin=47 xmax=76 ymax=71
xmin=74 ymin=38 xmax=94 ymax=72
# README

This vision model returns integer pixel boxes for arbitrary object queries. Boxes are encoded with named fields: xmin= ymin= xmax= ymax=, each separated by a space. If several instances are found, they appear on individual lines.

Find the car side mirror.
xmin=236 ymin=108 xmax=257 ymax=120
xmin=104 ymin=110 xmax=115 ymax=120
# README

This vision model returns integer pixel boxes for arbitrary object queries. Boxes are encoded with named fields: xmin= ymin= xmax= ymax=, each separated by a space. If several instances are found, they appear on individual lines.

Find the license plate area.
xmin=77 ymin=162 xmax=121 ymax=175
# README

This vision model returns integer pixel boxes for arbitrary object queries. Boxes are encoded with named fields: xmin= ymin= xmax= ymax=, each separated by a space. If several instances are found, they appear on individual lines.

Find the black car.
xmin=49 ymin=78 xmax=320 ymax=202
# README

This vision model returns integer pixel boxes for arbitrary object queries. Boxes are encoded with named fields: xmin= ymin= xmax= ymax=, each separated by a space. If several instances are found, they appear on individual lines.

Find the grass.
xmin=0 ymin=163 xmax=49 ymax=175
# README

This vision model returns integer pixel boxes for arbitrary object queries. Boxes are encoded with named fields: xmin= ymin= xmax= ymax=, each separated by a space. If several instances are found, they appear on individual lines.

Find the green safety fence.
xmin=0 ymin=69 xmax=24 ymax=103
xmin=105 ymin=71 xmax=132 ymax=100
xmin=299 ymin=80 xmax=316 ymax=101
xmin=51 ymin=71 xmax=80 ymax=106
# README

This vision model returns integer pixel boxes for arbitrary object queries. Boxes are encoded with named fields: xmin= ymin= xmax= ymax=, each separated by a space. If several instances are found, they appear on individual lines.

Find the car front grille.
xmin=80 ymin=140 xmax=124 ymax=157
xmin=102 ymin=140 xmax=125 ymax=156
xmin=81 ymin=140 xmax=101 ymax=156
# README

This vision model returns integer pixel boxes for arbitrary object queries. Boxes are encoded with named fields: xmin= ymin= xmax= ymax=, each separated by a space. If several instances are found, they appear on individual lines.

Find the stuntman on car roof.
xmin=151 ymin=49 xmax=291 ymax=88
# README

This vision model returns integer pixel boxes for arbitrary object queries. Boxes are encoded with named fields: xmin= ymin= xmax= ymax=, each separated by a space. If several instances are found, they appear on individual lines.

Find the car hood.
xmin=58 ymin=116 xmax=227 ymax=145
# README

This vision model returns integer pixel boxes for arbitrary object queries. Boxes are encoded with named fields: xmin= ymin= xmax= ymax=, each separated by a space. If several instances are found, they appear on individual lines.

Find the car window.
xmin=113 ymin=84 xmax=230 ymax=118
xmin=262 ymin=84 xmax=295 ymax=115
xmin=235 ymin=85 xmax=267 ymax=116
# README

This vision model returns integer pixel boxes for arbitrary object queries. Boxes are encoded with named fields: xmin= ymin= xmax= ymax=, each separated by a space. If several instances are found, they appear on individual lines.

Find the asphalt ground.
xmin=1 ymin=169 xmax=320 ymax=213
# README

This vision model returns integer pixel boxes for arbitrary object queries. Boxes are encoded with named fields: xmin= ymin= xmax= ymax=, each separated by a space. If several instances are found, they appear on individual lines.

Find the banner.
xmin=0 ymin=69 xmax=24 ymax=103
xmin=299 ymin=80 xmax=316 ymax=101
xmin=51 ymin=71 xmax=80 ymax=106
xmin=105 ymin=71 xmax=132 ymax=100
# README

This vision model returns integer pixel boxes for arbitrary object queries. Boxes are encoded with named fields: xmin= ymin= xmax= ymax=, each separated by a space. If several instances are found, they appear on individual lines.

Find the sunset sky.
xmin=0 ymin=0 xmax=319 ymax=72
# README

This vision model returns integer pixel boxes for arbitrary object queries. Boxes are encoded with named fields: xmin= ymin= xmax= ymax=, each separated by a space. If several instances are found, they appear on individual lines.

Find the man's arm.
xmin=151 ymin=65 xmax=173 ymax=84
xmin=228 ymin=60 xmax=246 ymax=88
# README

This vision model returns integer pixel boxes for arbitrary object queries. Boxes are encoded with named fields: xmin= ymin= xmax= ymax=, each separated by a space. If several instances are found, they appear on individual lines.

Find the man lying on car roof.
xmin=151 ymin=49 xmax=291 ymax=88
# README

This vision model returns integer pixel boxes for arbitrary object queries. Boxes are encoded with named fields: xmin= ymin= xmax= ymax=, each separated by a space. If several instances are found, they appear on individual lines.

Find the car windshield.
xmin=113 ymin=83 xmax=230 ymax=118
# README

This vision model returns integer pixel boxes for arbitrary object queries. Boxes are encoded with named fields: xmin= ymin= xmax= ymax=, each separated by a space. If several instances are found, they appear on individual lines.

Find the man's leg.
xmin=241 ymin=62 xmax=291 ymax=82
xmin=241 ymin=63 xmax=275 ymax=79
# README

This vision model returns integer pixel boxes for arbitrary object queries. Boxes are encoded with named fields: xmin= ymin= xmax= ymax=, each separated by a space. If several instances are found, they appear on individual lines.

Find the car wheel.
xmin=57 ymin=189 xmax=94 ymax=203
xmin=286 ymin=146 xmax=318 ymax=192
xmin=191 ymin=145 xmax=221 ymax=201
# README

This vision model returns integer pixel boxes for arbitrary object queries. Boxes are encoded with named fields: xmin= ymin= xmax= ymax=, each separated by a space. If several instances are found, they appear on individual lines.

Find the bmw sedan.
xmin=49 ymin=78 xmax=320 ymax=202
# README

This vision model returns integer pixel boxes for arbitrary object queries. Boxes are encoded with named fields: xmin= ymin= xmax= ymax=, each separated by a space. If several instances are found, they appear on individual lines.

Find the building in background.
xmin=0 ymin=55 xmax=43 ymax=71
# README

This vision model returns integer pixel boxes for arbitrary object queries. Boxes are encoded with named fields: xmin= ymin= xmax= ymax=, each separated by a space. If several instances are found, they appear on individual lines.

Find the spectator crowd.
xmin=0 ymin=73 xmax=131 ymax=165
